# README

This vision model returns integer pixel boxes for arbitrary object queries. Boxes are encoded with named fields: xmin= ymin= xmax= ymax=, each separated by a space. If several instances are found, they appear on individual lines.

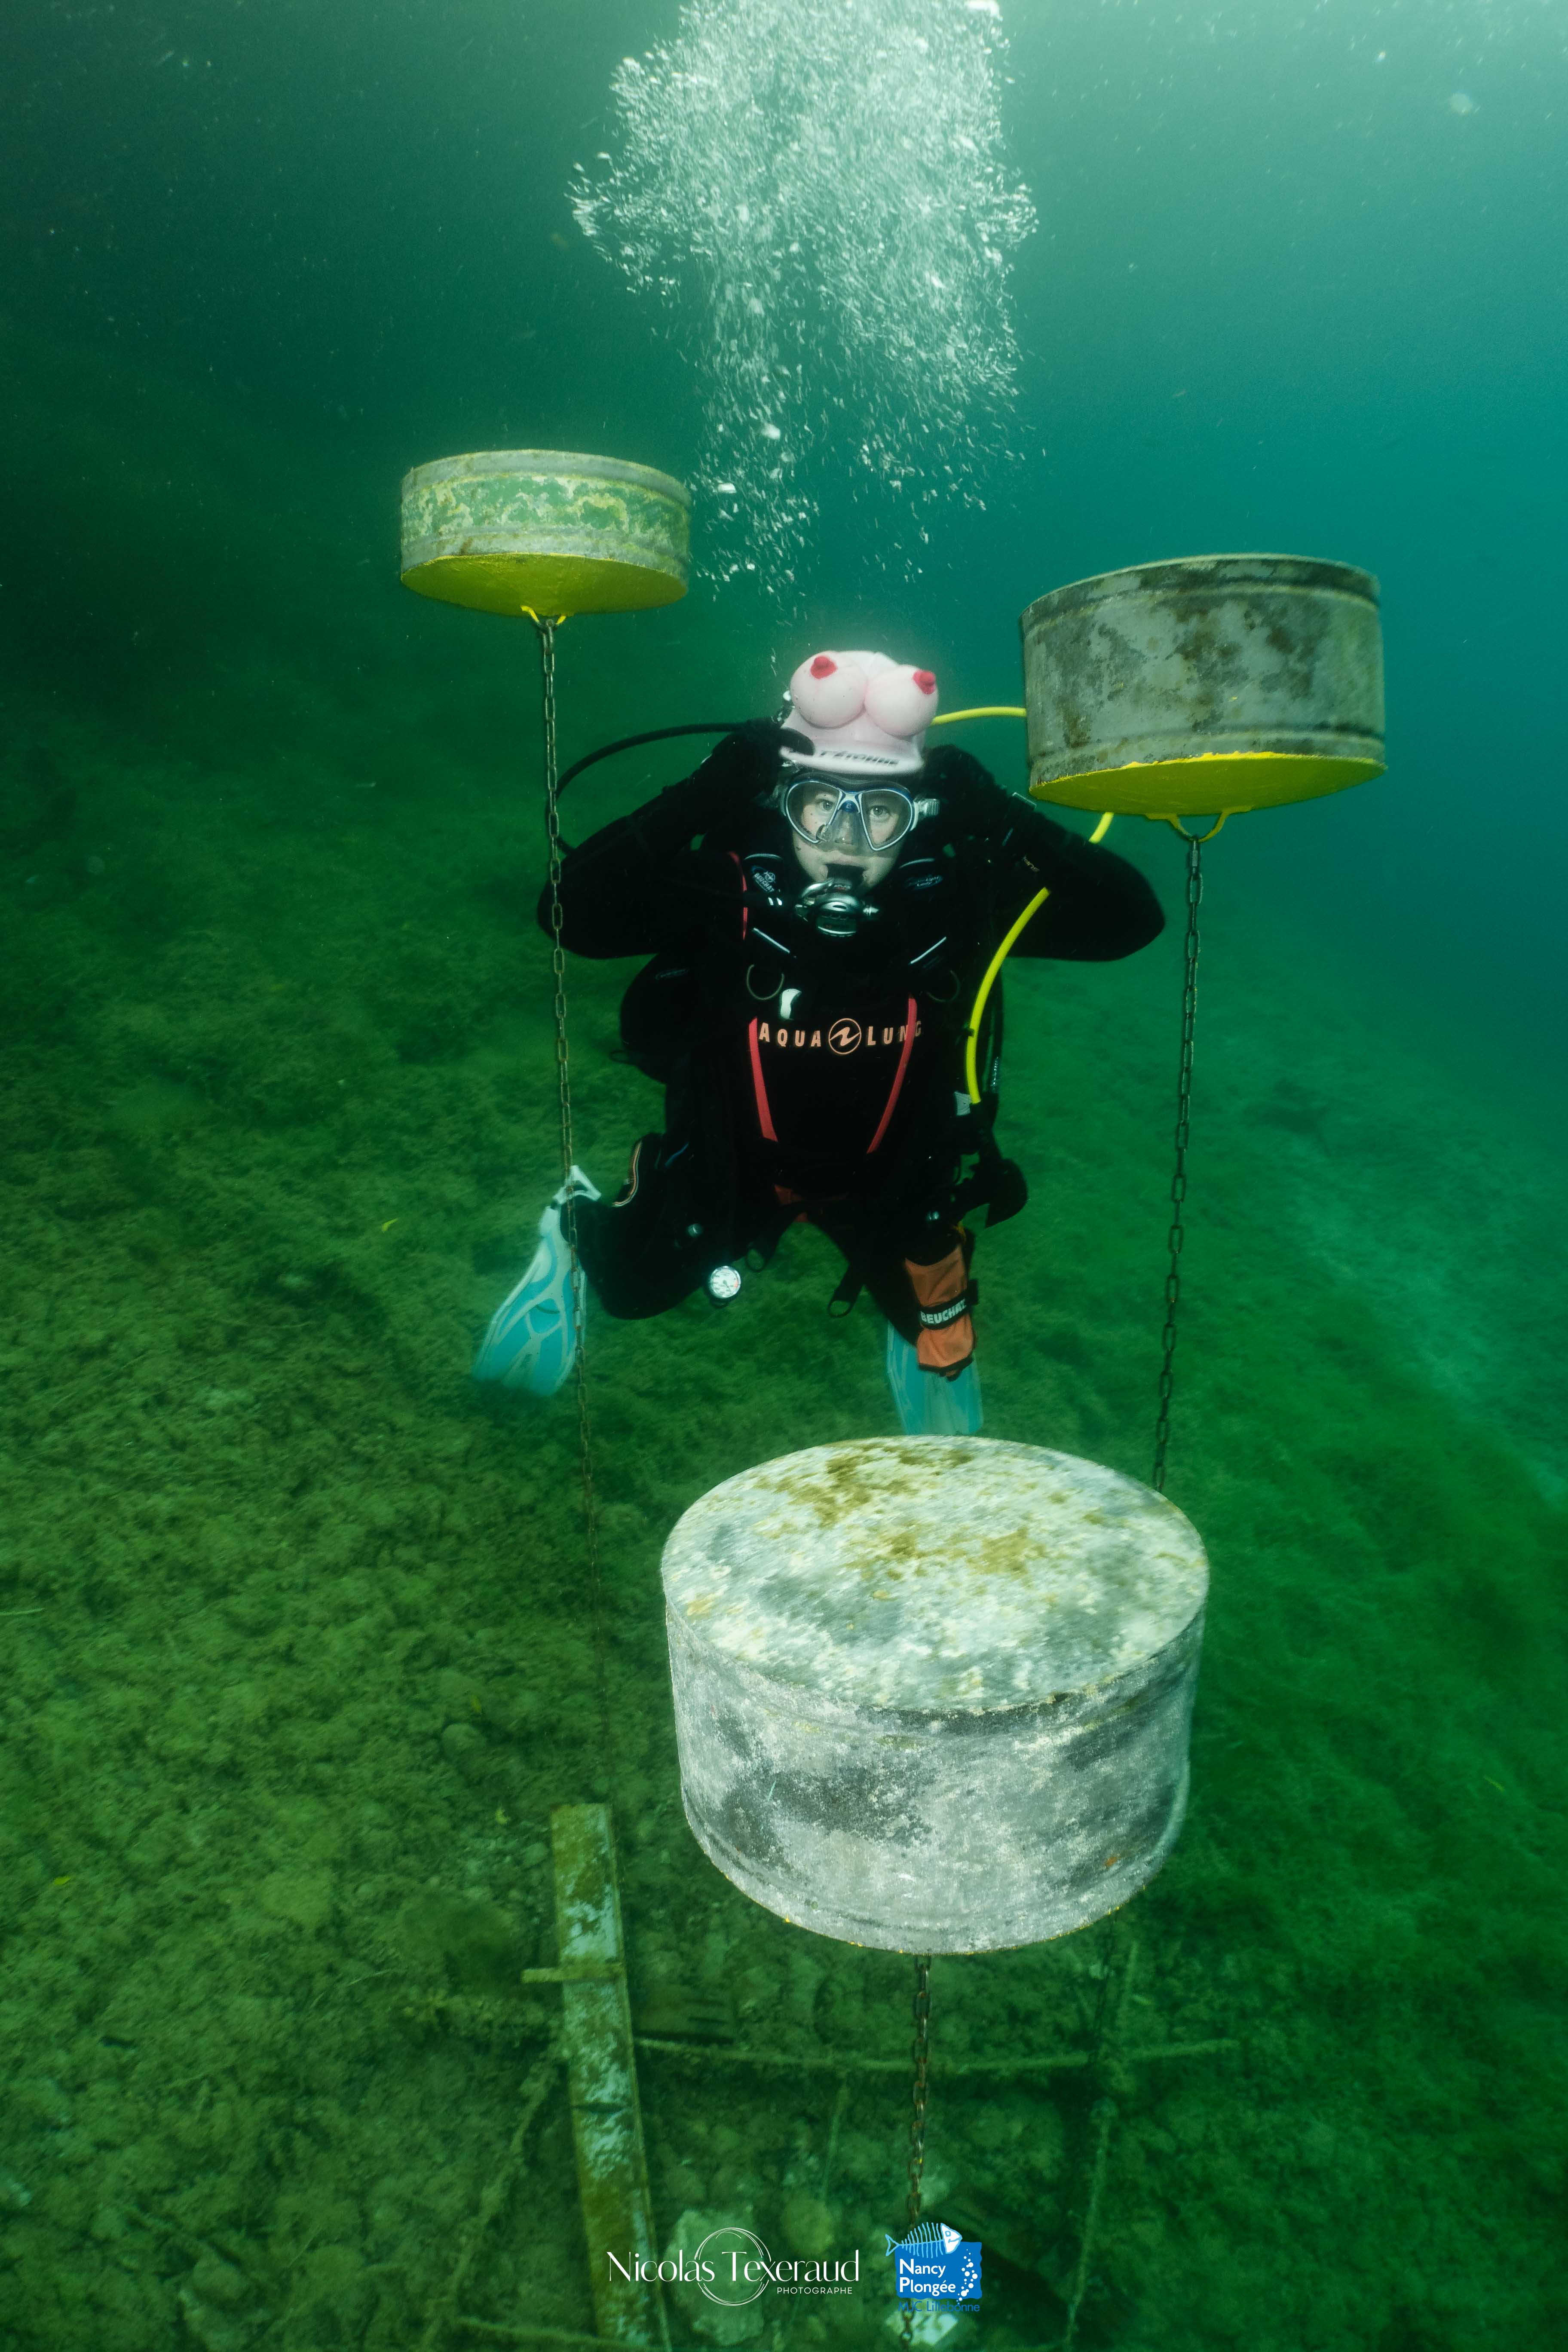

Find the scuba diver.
xmin=473 ymin=649 xmax=1164 ymax=1434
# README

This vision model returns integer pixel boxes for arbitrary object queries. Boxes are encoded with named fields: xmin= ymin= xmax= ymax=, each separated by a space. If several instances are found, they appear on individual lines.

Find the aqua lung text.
xmin=753 ymin=1017 xmax=922 ymax=1055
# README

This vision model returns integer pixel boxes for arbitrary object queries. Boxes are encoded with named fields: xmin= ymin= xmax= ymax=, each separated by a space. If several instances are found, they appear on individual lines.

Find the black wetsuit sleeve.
xmin=922 ymin=747 xmax=1163 ymax=961
xmin=992 ymin=798 xmax=1165 ymax=960
xmin=533 ymin=734 xmax=771 ymax=955
xmin=535 ymin=774 xmax=723 ymax=958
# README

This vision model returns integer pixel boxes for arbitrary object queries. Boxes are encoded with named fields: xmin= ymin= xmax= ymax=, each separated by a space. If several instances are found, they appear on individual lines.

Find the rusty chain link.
xmin=1151 ymin=832 xmax=1203 ymax=1494
xmin=537 ymin=616 xmax=574 ymax=1196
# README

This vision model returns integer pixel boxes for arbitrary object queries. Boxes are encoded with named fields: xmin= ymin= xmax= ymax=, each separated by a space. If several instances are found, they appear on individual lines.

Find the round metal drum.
xmin=400 ymin=449 xmax=689 ymax=617
xmin=1020 ymin=553 xmax=1384 ymax=816
xmin=660 ymin=1436 xmax=1209 ymax=1954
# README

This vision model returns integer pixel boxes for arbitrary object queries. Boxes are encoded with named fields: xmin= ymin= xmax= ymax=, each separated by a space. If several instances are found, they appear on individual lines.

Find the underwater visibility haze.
xmin=2 ymin=2 xmax=1566 ymax=2347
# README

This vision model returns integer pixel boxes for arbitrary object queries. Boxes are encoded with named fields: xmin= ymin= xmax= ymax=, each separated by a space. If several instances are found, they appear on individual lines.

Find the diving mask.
xmin=780 ymin=775 xmax=940 ymax=857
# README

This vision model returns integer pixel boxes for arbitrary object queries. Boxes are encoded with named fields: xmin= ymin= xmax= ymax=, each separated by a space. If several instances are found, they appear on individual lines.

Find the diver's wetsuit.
xmin=538 ymin=735 xmax=1163 ymax=1369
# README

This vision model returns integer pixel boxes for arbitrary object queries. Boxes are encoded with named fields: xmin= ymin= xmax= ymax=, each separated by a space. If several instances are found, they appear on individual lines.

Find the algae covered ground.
xmin=5 ymin=0 xmax=1567 ymax=2330
xmin=3 ymin=540 xmax=1567 ymax=2352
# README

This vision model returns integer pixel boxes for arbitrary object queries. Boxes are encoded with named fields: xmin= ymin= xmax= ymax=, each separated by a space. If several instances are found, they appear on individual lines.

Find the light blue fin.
xmin=472 ymin=1168 xmax=599 ymax=1397
xmin=885 ymin=1324 xmax=983 ymax=1436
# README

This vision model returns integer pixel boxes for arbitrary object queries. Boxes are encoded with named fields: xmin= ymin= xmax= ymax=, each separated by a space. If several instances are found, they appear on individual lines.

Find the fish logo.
xmin=828 ymin=1017 xmax=863 ymax=1055
xmin=885 ymin=2223 xmax=962 ymax=2258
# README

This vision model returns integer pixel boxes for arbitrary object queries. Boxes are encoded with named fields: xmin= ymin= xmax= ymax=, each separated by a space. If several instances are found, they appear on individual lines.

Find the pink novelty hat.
xmin=783 ymin=649 xmax=939 ymax=780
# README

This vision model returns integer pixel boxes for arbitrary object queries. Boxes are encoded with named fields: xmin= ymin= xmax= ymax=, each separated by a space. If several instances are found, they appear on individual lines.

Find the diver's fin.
xmin=472 ymin=1167 xmax=600 ymax=1396
xmin=885 ymin=1324 xmax=983 ymax=1436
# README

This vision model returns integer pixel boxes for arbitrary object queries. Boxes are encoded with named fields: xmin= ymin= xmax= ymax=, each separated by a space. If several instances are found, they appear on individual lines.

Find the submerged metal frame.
xmin=415 ymin=1810 xmax=1233 ymax=2352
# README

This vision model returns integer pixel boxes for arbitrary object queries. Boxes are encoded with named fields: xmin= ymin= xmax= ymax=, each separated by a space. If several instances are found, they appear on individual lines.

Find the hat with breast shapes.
xmin=782 ymin=649 xmax=939 ymax=780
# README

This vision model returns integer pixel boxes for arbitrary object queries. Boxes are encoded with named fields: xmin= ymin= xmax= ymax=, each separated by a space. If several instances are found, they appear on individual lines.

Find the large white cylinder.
xmin=661 ymin=1437 xmax=1209 ymax=1954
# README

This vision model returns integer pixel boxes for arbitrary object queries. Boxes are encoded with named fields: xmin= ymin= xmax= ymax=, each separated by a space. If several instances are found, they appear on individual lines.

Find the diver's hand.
xmin=670 ymin=720 xmax=812 ymax=832
xmin=922 ymin=745 xmax=1019 ymax=843
xmin=691 ymin=719 xmax=812 ymax=796
xmin=639 ymin=721 xmax=812 ymax=853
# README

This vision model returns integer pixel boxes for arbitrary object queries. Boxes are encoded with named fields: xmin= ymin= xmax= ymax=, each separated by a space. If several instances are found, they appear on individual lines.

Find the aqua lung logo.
xmin=751 ymin=1015 xmax=921 ymax=1056
xmin=609 ymin=2226 xmax=860 ymax=2303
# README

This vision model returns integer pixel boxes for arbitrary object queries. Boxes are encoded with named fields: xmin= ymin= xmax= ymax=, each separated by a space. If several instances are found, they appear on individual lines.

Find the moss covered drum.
xmin=399 ymin=449 xmax=690 ymax=617
xmin=661 ymin=1436 xmax=1209 ymax=1954
xmin=1021 ymin=553 xmax=1384 ymax=817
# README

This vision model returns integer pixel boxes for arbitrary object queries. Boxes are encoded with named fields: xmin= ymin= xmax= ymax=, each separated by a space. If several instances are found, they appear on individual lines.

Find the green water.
xmin=3 ymin=5 xmax=1566 ymax=2349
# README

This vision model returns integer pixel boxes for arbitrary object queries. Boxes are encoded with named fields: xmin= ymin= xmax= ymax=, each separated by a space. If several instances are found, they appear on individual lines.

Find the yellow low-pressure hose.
xmin=932 ymin=706 xmax=1114 ymax=1097
xmin=929 ymin=706 xmax=1028 ymax=726
xmin=964 ymin=887 xmax=1050 ymax=1104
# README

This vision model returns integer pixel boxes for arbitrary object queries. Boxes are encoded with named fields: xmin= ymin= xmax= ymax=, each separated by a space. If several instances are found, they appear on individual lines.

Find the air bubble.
xmin=572 ymin=0 xmax=1034 ymax=603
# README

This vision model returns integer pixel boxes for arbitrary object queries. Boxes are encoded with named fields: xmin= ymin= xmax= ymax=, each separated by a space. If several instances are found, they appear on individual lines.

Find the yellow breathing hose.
xmin=931 ymin=706 xmax=1114 ymax=1099
xmin=929 ymin=706 xmax=1029 ymax=726
xmin=964 ymin=887 xmax=1049 ymax=1103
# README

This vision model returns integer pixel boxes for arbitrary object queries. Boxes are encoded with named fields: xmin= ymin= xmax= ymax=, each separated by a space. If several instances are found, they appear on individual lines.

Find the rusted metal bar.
xmin=551 ymin=1805 xmax=667 ymax=2349
xmin=631 ymin=2037 xmax=1236 ymax=2077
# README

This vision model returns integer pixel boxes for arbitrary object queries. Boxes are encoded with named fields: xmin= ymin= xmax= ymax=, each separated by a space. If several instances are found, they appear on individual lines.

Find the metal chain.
xmin=1150 ymin=832 xmax=1203 ymax=1494
xmin=906 ymin=1956 xmax=932 ymax=2226
xmin=533 ymin=616 xmax=614 ymax=1792
xmin=538 ymin=617 xmax=573 ymax=1194
xmin=899 ymin=1955 xmax=934 ymax=2348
